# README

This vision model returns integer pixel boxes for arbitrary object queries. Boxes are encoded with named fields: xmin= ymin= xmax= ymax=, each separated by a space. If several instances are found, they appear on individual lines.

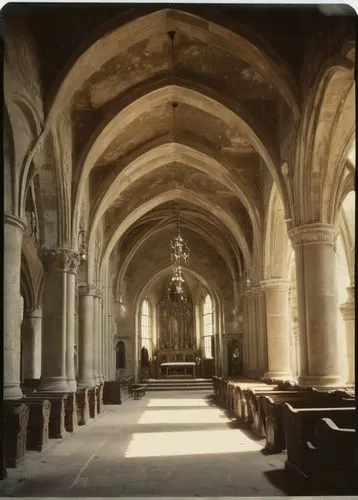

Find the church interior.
xmin=2 ymin=3 xmax=356 ymax=497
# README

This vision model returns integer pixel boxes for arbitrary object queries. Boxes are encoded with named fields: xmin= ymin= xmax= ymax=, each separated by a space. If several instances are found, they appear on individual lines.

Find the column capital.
xmin=39 ymin=248 xmax=79 ymax=273
xmin=93 ymin=287 xmax=103 ymax=300
xmin=4 ymin=213 xmax=27 ymax=231
xmin=78 ymin=284 xmax=99 ymax=297
xmin=260 ymin=278 xmax=290 ymax=291
xmin=251 ymin=285 xmax=264 ymax=296
xmin=288 ymin=223 xmax=337 ymax=248
xmin=68 ymin=253 xmax=81 ymax=274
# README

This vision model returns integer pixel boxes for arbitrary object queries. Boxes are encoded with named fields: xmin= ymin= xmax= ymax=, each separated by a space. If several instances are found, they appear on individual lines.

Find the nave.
xmin=1 ymin=388 xmax=308 ymax=498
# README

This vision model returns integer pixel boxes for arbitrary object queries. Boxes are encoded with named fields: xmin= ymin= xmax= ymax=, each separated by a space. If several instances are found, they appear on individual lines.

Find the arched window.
xmin=141 ymin=299 xmax=152 ymax=357
xmin=116 ymin=341 xmax=125 ymax=369
xmin=202 ymin=294 xmax=213 ymax=358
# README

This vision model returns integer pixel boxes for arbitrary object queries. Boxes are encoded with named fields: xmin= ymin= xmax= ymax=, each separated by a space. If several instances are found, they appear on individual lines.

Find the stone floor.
xmin=0 ymin=389 xmax=334 ymax=498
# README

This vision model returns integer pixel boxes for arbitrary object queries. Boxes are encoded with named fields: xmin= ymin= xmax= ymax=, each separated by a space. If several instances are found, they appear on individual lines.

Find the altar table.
xmin=160 ymin=362 xmax=196 ymax=378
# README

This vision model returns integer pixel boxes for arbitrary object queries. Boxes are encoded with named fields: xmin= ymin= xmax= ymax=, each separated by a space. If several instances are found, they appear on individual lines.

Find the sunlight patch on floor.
xmin=125 ymin=428 xmax=263 ymax=457
xmin=146 ymin=398 xmax=208 ymax=407
xmin=137 ymin=408 xmax=225 ymax=424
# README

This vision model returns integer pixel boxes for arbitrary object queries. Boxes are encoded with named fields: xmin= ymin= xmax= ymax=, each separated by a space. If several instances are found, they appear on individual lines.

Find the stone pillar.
xmin=340 ymin=285 xmax=355 ymax=385
xmin=21 ymin=308 xmax=42 ymax=380
xmin=252 ymin=286 xmax=267 ymax=374
xmin=260 ymin=279 xmax=292 ymax=379
xmin=66 ymin=254 xmax=80 ymax=392
xmin=38 ymin=249 xmax=76 ymax=393
xmin=77 ymin=285 xmax=96 ymax=389
xmin=4 ymin=214 xmax=26 ymax=399
xmin=92 ymin=288 xmax=101 ymax=386
xmin=289 ymin=223 xmax=341 ymax=386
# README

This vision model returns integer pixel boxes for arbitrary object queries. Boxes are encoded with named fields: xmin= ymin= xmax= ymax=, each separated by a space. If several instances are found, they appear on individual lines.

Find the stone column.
xmin=340 ymin=285 xmax=355 ymax=385
xmin=77 ymin=285 xmax=96 ymax=389
xmin=260 ymin=279 xmax=292 ymax=379
xmin=38 ymin=249 xmax=76 ymax=393
xmin=66 ymin=254 xmax=80 ymax=392
xmin=21 ymin=308 xmax=42 ymax=380
xmin=289 ymin=223 xmax=341 ymax=386
xmin=92 ymin=288 xmax=101 ymax=385
xmin=4 ymin=214 xmax=26 ymax=399
xmin=252 ymin=286 xmax=267 ymax=374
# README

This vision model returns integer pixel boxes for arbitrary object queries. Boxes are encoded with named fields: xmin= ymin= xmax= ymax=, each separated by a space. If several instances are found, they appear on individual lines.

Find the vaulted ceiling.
xmin=15 ymin=4 xmax=354 ymax=301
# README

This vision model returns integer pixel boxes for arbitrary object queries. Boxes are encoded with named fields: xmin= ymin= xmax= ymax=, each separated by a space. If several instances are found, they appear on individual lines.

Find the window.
xmin=141 ymin=299 xmax=152 ymax=357
xmin=202 ymin=294 xmax=213 ymax=358
xmin=116 ymin=341 xmax=125 ymax=369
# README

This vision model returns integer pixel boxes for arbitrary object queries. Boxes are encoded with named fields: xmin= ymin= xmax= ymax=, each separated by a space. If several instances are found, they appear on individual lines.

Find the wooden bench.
xmin=306 ymin=417 xmax=356 ymax=492
xmin=129 ymin=385 xmax=146 ymax=400
xmin=31 ymin=393 xmax=67 ymax=438
xmin=76 ymin=388 xmax=90 ymax=425
xmin=282 ymin=404 xmax=356 ymax=480
xmin=3 ymin=402 xmax=29 ymax=468
xmin=23 ymin=398 xmax=51 ymax=452
xmin=248 ymin=388 xmax=313 ymax=435
xmin=261 ymin=392 xmax=355 ymax=453
xmin=235 ymin=383 xmax=277 ymax=421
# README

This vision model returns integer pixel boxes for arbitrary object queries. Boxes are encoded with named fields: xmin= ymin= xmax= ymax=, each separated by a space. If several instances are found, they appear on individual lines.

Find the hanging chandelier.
xmin=171 ymin=265 xmax=185 ymax=295
xmin=170 ymin=219 xmax=190 ymax=266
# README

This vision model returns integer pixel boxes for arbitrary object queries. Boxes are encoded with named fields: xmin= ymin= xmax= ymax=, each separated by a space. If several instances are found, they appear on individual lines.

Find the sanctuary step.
xmin=145 ymin=378 xmax=213 ymax=392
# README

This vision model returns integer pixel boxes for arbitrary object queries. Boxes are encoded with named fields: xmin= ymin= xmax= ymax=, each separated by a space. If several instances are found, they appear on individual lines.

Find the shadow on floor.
xmin=264 ymin=468 xmax=358 ymax=496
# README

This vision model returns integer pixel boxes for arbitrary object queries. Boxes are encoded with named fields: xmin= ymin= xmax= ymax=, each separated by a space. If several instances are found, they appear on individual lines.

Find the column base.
xmin=4 ymin=384 xmax=23 ymax=400
xmin=264 ymin=371 xmax=293 ymax=380
xmin=298 ymin=374 xmax=342 ymax=387
xmin=67 ymin=379 xmax=77 ymax=392
xmin=37 ymin=377 xmax=70 ymax=393
xmin=77 ymin=378 xmax=95 ymax=389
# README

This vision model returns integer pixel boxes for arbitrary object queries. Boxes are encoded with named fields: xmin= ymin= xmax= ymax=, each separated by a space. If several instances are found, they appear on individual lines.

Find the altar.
xmin=161 ymin=362 xmax=196 ymax=378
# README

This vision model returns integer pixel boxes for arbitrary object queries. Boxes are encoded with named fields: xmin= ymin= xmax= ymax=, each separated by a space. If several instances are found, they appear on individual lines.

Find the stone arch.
xmin=75 ymin=83 xmax=285 ymax=242
xmin=99 ymin=188 xmax=252 ymax=279
xmin=88 ymin=140 xmax=261 ymax=244
xmin=46 ymin=7 xmax=299 ymax=124
xmin=264 ymin=183 xmax=291 ymax=280
xmin=4 ymin=104 xmax=16 ymax=214
xmin=115 ymin=219 xmax=237 ymax=300
xmin=296 ymin=54 xmax=355 ymax=224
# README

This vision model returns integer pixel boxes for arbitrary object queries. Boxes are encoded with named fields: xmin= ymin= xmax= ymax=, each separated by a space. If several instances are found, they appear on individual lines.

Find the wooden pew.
xmin=3 ymin=402 xmax=29 ymax=468
xmin=247 ymin=388 xmax=311 ymax=435
xmin=234 ymin=383 xmax=277 ymax=421
xmin=306 ymin=417 xmax=356 ymax=491
xmin=282 ymin=404 xmax=356 ymax=480
xmin=88 ymin=387 xmax=99 ymax=418
xmin=261 ymin=391 xmax=355 ymax=452
xmin=64 ymin=392 xmax=78 ymax=432
xmin=23 ymin=398 xmax=51 ymax=452
xmin=97 ymin=384 xmax=104 ymax=414
xmin=76 ymin=388 xmax=90 ymax=425
xmin=30 ymin=393 xmax=67 ymax=438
